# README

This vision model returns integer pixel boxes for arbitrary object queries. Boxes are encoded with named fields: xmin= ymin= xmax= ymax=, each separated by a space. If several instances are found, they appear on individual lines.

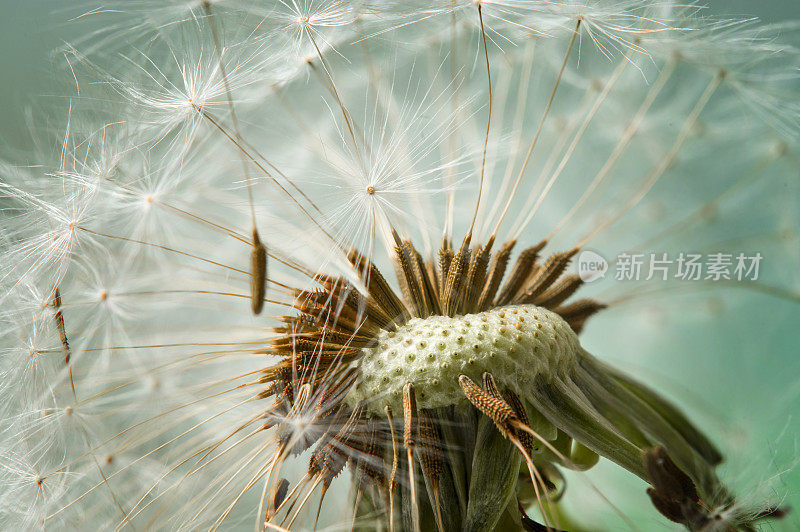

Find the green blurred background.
xmin=0 ymin=1 xmax=797 ymax=530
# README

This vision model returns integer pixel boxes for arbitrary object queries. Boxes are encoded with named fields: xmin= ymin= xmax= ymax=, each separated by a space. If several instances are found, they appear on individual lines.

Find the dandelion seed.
xmin=1 ymin=1 xmax=799 ymax=531
xmin=251 ymin=229 xmax=268 ymax=314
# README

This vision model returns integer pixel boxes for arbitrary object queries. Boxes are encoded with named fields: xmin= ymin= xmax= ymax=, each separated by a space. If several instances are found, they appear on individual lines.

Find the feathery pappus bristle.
xmin=1 ymin=1 xmax=799 ymax=530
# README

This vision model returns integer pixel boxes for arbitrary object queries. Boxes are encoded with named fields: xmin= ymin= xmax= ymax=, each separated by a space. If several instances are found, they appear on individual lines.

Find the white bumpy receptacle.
xmin=345 ymin=305 xmax=581 ymax=414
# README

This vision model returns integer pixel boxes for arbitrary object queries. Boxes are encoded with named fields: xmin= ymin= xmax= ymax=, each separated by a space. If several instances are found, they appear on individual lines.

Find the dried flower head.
xmin=1 ymin=1 xmax=799 ymax=530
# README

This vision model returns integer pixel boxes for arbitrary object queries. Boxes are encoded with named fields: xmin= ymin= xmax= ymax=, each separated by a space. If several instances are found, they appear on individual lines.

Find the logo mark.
xmin=577 ymin=250 xmax=608 ymax=282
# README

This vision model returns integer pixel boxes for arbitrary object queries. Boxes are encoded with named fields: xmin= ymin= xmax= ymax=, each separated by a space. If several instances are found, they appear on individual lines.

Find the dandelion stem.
xmin=513 ymin=50 xmax=632 ymax=241
xmin=491 ymin=19 xmax=581 ymax=239
xmin=305 ymin=30 xmax=365 ymax=176
xmin=195 ymin=106 xmax=338 ymax=244
xmin=443 ymin=8 xmax=460 ymax=243
xmin=546 ymin=56 xmax=678 ymax=240
xmin=469 ymin=4 xmax=493 ymax=241
xmin=77 ymin=227 xmax=250 ymax=276
xmin=202 ymin=0 xmax=257 ymax=226
xmin=284 ymin=477 xmax=320 ymax=529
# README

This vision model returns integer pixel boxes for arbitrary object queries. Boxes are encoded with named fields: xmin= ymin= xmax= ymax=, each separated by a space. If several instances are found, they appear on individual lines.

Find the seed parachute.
xmin=0 ymin=1 xmax=798 ymax=531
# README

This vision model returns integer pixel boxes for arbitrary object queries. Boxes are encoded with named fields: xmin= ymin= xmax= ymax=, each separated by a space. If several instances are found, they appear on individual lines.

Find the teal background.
xmin=0 ymin=1 xmax=797 ymax=530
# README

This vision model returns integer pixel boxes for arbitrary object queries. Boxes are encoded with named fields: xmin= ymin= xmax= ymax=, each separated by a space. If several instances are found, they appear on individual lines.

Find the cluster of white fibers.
xmin=1 ymin=1 xmax=799 ymax=530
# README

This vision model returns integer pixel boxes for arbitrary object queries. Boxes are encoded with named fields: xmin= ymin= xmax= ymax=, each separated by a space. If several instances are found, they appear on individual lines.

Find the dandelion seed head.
xmin=1 ymin=1 xmax=799 ymax=530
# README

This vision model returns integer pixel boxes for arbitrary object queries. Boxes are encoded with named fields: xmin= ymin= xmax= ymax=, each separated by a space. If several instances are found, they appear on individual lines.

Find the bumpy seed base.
xmin=345 ymin=305 xmax=581 ymax=414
